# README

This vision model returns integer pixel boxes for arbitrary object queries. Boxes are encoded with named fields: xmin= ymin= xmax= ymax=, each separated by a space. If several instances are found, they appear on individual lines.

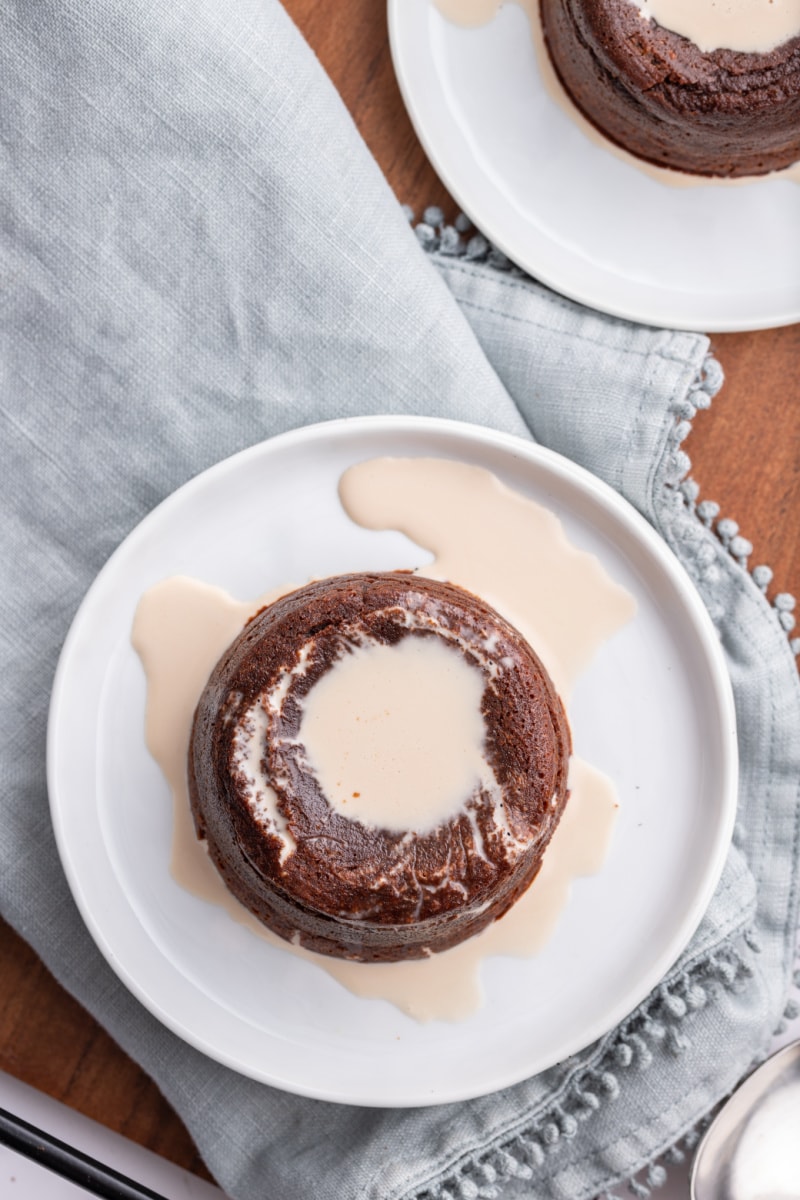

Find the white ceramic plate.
xmin=48 ymin=417 xmax=737 ymax=1106
xmin=388 ymin=0 xmax=800 ymax=331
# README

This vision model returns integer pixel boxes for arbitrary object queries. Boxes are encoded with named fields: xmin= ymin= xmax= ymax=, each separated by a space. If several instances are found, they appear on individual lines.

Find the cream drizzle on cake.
xmin=634 ymin=0 xmax=800 ymax=55
xmin=132 ymin=457 xmax=636 ymax=1021
xmin=231 ymin=702 xmax=297 ymax=864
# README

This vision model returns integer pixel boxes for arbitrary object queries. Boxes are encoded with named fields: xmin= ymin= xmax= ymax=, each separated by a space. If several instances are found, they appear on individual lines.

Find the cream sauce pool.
xmin=299 ymin=635 xmax=500 ymax=834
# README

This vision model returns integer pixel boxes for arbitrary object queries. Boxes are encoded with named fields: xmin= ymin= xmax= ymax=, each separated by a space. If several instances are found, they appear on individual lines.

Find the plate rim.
xmin=46 ymin=414 xmax=739 ymax=1105
xmin=387 ymin=0 xmax=800 ymax=333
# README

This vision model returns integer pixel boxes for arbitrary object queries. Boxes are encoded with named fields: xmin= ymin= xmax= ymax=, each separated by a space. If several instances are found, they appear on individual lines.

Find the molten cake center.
xmin=298 ymin=635 xmax=494 ymax=834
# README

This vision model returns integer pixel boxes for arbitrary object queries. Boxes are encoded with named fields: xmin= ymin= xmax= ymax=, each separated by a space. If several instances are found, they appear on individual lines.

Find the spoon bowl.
xmin=691 ymin=1037 xmax=800 ymax=1200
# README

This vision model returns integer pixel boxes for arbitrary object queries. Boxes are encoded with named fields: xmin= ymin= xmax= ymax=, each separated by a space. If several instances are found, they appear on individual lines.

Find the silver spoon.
xmin=690 ymin=1038 xmax=800 ymax=1200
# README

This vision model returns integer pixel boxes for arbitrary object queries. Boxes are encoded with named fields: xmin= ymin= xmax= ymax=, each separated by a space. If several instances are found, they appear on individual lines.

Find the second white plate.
xmin=48 ymin=417 xmax=737 ymax=1106
xmin=388 ymin=0 xmax=800 ymax=331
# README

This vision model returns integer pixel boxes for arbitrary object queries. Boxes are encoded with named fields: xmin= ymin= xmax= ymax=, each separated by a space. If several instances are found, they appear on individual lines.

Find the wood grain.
xmin=0 ymin=916 xmax=211 ymax=1178
xmin=1 ymin=0 xmax=797 ymax=1184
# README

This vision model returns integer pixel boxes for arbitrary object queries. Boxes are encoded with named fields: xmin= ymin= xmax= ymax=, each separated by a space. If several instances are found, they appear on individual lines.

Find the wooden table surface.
xmin=1 ymin=0 xmax=798 ymax=1187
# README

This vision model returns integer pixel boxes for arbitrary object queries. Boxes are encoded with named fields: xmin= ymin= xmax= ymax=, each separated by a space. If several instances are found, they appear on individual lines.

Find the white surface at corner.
xmin=0 ymin=1070 xmax=224 ymax=1199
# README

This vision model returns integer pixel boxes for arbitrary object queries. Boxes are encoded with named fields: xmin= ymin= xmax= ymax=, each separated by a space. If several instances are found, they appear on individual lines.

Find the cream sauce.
xmin=434 ymin=0 xmax=800 ymax=185
xmin=636 ymin=0 xmax=800 ymax=55
xmin=339 ymin=456 xmax=634 ymax=699
xmin=131 ymin=578 xmax=294 ymax=888
xmin=299 ymin=635 xmax=499 ymax=834
xmin=132 ymin=458 xmax=635 ymax=1022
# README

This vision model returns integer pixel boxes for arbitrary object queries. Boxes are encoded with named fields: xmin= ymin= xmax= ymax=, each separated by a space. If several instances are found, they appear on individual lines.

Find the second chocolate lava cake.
xmin=540 ymin=0 xmax=800 ymax=176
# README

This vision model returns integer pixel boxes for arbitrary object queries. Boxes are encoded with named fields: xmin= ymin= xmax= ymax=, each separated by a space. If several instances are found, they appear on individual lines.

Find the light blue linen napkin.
xmin=1 ymin=1 xmax=798 ymax=1198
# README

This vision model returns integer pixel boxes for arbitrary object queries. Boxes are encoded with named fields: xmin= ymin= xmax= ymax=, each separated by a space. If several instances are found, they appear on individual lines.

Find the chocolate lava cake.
xmin=188 ymin=572 xmax=571 ymax=963
xmin=540 ymin=0 xmax=800 ymax=176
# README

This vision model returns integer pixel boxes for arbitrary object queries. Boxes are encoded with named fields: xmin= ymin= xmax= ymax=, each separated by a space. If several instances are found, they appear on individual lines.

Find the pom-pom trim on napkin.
xmin=413 ymin=934 xmax=758 ymax=1200
xmin=407 ymin=207 xmax=798 ymax=660
xmin=402 ymin=208 xmax=799 ymax=1200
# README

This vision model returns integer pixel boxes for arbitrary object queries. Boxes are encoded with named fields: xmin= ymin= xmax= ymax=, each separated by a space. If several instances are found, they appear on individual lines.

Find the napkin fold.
xmin=1 ymin=1 xmax=799 ymax=1199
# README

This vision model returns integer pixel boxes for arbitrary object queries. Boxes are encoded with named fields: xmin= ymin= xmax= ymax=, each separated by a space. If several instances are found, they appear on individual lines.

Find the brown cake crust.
xmin=188 ymin=572 xmax=571 ymax=962
xmin=540 ymin=0 xmax=800 ymax=176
